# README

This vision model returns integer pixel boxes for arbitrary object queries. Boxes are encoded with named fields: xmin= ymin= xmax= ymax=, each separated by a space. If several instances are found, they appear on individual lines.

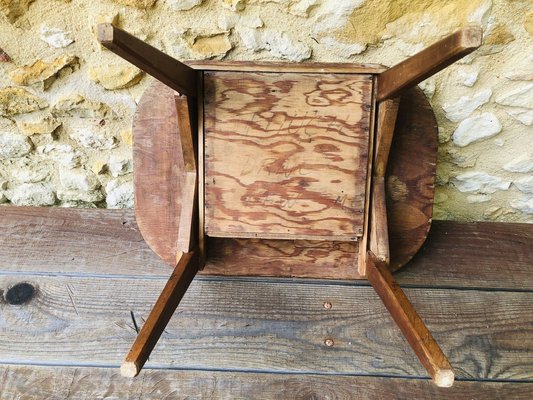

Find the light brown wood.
xmin=369 ymin=177 xmax=389 ymax=264
xmin=197 ymin=76 xmax=206 ymax=266
xmin=357 ymin=76 xmax=378 ymax=276
xmin=132 ymin=82 xmax=184 ymax=266
xmin=97 ymin=23 xmax=198 ymax=98
xmin=207 ymin=237 xmax=359 ymax=279
xmin=1 ymin=274 xmax=531 ymax=379
xmin=377 ymin=27 xmax=482 ymax=101
xmin=175 ymin=95 xmax=197 ymax=253
xmin=121 ymin=250 xmax=198 ymax=377
xmin=374 ymin=98 xmax=400 ymax=177
xmin=366 ymin=251 xmax=454 ymax=387
xmin=386 ymin=87 xmax=438 ymax=271
xmin=187 ymin=60 xmax=387 ymax=74
xmin=204 ymin=71 xmax=372 ymax=241
xmin=2 ymin=365 xmax=530 ymax=400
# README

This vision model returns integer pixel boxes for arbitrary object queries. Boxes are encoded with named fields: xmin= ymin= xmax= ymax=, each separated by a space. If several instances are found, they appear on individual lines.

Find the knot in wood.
xmin=5 ymin=282 xmax=35 ymax=305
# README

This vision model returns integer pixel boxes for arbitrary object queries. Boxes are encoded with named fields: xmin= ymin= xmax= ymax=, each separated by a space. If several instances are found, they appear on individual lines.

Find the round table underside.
xmin=133 ymin=80 xmax=438 ymax=279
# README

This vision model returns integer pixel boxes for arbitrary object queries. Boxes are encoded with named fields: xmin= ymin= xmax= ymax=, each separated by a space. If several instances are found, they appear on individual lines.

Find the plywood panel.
xmin=204 ymin=72 xmax=372 ymax=241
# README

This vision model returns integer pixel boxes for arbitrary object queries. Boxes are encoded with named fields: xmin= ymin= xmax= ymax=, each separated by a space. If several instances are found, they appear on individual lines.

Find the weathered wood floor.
xmin=0 ymin=206 xmax=531 ymax=399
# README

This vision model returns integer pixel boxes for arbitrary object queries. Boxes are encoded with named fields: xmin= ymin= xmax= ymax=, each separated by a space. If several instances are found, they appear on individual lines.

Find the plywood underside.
xmin=204 ymin=71 xmax=372 ymax=241
xmin=133 ymin=73 xmax=437 ymax=278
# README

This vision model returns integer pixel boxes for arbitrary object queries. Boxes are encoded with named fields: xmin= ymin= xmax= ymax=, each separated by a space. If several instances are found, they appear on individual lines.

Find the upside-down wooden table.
xmin=97 ymin=24 xmax=482 ymax=387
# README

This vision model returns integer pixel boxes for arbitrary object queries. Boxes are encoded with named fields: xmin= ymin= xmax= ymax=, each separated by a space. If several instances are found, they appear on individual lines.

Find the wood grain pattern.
xmin=377 ymin=27 xmax=482 ymax=101
xmin=0 ymin=274 xmax=531 ymax=379
xmin=132 ymin=78 xmax=436 ymax=273
xmin=187 ymin=60 xmax=387 ymax=74
xmin=387 ymin=87 xmax=438 ymax=271
xmin=197 ymin=75 xmax=206 ymax=266
xmin=356 ymin=75 xmax=378 ymax=277
xmin=204 ymin=71 xmax=372 ymax=241
xmin=133 ymin=81 xmax=192 ymax=266
xmin=374 ymin=98 xmax=400 ymax=177
xmin=1 ymin=207 xmax=530 ymax=290
xmin=206 ymin=237 xmax=359 ymax=279
xmin=367 ymin=251 xmax=454 ymax=387
xmin=396 ymin=220 xmax=533 ymax=288
xmin=369 ymin=177 xmax=390 ymax=264
xmin=1 ymin=365 xmax=531 ymax=400
xmin=175 ymin=95 xmax=198 ymax=253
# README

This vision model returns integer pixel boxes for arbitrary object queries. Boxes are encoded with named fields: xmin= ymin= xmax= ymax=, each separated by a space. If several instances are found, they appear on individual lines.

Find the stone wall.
xmin=0 ymin=0 xmax=531 ymax=222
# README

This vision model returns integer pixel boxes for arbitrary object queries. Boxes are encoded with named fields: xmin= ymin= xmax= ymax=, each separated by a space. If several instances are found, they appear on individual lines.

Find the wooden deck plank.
xmin=0 ymin=365 xmax=530 ymax=400
xmin=396 ymin=220 xmax=533 ymax=289
xmin=0 ymin=274 xmax=531 ymax=380
xmin=0 ymin=207 xmax=531 ymax=290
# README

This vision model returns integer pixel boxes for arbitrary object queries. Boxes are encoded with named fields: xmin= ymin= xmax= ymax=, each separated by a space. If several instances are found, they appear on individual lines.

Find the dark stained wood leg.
xmin=366 ymin=251 xmax=454 ymax=387
xmin=175 ymin=95 xmax=198 ymax=254
xmin=97 ymin=23 xmax=198 ymax=98
xmin=369 ymin=177 xmax=389 ymax=264
xmin=358 ymin=98 xmax=398 ymax=276
xmin=377 ymin=27 xmax=482 ymax=101
xmin=121 ymin=250 xmax=199 ymax=377
xmin=374 ymin=99 xmax=400 ymax=177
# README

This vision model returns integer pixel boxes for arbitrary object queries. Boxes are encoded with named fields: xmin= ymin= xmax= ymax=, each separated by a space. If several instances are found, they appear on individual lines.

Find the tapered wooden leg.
xmin=377 ymin=26 xmax=482 ymax=101
xmin=366 ymin=251 xmax=454 ymax=387
xmin=97 ymin=23 xmax=198 ymax=98
xmin=121 ymin=250 xmax=198 ymax=377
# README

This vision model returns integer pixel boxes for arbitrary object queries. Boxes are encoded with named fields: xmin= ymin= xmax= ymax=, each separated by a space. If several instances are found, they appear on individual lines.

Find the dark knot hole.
xmin=5 ymin=283 xmax=36 ymax=305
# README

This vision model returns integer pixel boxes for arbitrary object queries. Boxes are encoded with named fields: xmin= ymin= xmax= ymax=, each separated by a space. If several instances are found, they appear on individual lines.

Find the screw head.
xmin=324 ymin=338 xmax=334 ymax=347
xmin=323 ymin=301 xmax=332 ymax=310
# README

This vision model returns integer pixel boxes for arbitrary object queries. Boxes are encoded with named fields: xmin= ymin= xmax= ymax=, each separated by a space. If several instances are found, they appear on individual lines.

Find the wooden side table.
xmin=98 ymin=24 xmax=482 ymax=387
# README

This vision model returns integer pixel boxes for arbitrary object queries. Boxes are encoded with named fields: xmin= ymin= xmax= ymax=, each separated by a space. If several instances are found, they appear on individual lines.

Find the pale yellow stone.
xmin=336 ymin=0 xmax=486 ymax=46
xmin=525 ymin=12 xmax=533 ymax=35
xmin=53 ymin=95 xmax=111 ymax=118
xmin=0 ymin=0 xmax=34 ymax=23
xmin=484 ymin=24 xmax=515 ymax=45
xmin=9 ymin=55 xmax=79 ymax=90
xmin=0 ymin=87 xmax=48 ymax=117
xmin=16 ymin=114 xmax=61 ymax=136
xmin=113 ymin=0 xmax=157 ymax=8
xmin=96 ymin=11 xmax=119 ymax=26
xmin=120 ymin=129 xmax=133 ymax=147
xmin=191 ymin=33 xmax=232 ymax=58
xmin=88 ymin=64 xmax=143 ymax=90
xmin=222 ymin=0 xmax=246 ymax=11
xmin=92 ymin=160 xmax=107 ymax=175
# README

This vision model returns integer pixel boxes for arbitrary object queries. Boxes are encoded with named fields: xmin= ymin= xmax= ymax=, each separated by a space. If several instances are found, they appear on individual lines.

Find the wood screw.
xmin=324 ymin=338 xmax=334 ymax=347
xmin=323 ymin=301 xmax=332 ymax=310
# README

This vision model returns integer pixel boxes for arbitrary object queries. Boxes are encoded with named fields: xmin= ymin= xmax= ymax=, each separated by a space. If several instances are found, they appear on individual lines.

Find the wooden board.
xmin=187 ymin=60 xmax=387 ymax=74
xmin=0 ymin=274 xmax=531 ymax=379
xmin=132 ymin=82 xmax=187 ymax=266
xmin=396 ymin=220 xmax=533 ymax=288
xmin=2 ymin=207 xmax=531 ymax=290
xmin=206 ymin=237 xmax=359 ymax=279
xmin=204 ymin=71 xmax=372 ymax=241
xmin=1 ymin=365 xmax=530 ymax=400
xmin=387 ymin=86 xmax=438 ymax=270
